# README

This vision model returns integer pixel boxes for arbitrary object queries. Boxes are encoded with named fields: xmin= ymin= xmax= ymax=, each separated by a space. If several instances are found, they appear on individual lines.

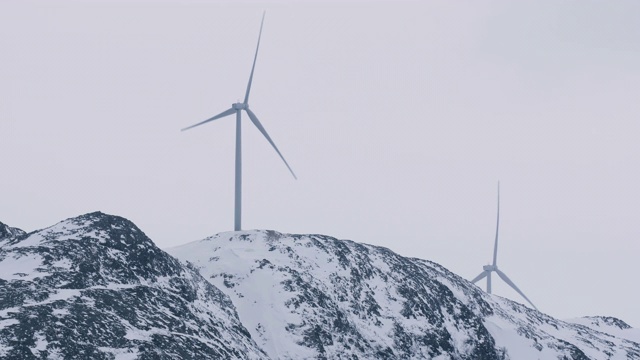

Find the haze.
xmin=1 ymin=1 xmax=639 ymax=327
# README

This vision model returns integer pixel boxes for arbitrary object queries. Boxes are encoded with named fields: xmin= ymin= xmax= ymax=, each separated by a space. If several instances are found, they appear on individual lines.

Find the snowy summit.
xmin=0 ymin=213 xmax=638 ymax=359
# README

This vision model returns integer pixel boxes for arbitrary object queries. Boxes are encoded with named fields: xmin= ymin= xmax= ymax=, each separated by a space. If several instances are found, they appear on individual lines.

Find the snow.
xmin=0 ymin=252 xmax=47 ymax=280
xmin=97 ymin=347 xmax=139 ymax=360
xmin=52 ymin=308 xmax=70 ymax=316
xmin=3 ymin=218 xmax=87 ymax=249
xmin=0 ymin=214 xmax=267 ymax=359
xmin=24 ymin=289 xmax=82 ymax=306
xmin=0 ymin=319 xmax=19 ymax=330
xmin=567 ymin=317 xmax=640 ymax=344
xmin=171 ymin=231 xmax=478 ymax=357
xmin=170 ymin=232 xmax=328 ymax=358
xmin=168 ymin=230 xmax=640 ymax=360
xmin=3 ymin=216 xmax=638 ymax=359
xmin=50 ymin=258 xmax=72 ymax=270
xmin=4 ymin=233 xmax=46 ymax=249
xmin=484 ymin=314 xmax=553 ymax=359
xmin=30 ymin=332 xmax=48 ymax=356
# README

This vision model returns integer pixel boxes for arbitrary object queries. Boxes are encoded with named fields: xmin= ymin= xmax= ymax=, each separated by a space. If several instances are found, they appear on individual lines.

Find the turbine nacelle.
xmin=483 ymin=265 xmax=496 ymax=272
xmin=232 ymin=103 xmax=248 ymax=110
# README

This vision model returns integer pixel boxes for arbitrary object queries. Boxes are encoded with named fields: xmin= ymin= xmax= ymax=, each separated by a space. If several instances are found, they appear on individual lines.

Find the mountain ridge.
xmin=0 ymin=220 xmax=26 ymax=242
xmin=0 ymin=212 xmax=265 ymax=359
xmin=168 ymin=229 xmax=640 ymax=360
xmin=1 ymin=213 xmax=638 ymax=359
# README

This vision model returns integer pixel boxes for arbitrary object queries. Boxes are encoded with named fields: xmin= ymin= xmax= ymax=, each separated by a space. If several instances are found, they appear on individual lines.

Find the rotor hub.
xmin=232 ymin=102 xmax=248 ymax=110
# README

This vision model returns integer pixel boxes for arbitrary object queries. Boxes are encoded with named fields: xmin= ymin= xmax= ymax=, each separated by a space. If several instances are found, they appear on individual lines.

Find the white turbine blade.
xmin=492 ymin=181 xmax=500 ymax=266
xmin=471 ymin=271 xmax=489 ymax=284
xmin=495 ymin=269 xmax=538 ymax=310
xmin=181 ymin=108 xmax=235 ymax=131
xmin=245 ymin=108 xmax=297 ymax=179
xmin=244 ymin=12 xmax=266 ymax=104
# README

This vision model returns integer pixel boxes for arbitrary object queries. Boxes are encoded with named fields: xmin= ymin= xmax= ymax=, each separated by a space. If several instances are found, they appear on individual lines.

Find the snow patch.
xmin=0 ymin=253 xmax=46 ymax=280
xmin=0 ymin=319 xmax=19 ymax=330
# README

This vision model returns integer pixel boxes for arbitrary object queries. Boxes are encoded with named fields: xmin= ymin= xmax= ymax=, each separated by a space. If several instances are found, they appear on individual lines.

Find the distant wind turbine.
xmin=470 ymin=183 xmax=538 ymax=310
xmin=181 ymin=12 xmax=296 ymax=231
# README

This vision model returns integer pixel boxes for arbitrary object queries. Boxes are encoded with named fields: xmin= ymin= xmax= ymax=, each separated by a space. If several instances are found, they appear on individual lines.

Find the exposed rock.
xmin=0 ymin=212 xmax=266 ymax=359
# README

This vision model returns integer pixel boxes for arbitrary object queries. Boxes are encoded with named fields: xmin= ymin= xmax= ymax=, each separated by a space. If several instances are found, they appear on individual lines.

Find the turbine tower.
xmin=470 ymin=183 xmax=538 ymax=310
xmin=181 ymin=12 xmax=296 ymax=231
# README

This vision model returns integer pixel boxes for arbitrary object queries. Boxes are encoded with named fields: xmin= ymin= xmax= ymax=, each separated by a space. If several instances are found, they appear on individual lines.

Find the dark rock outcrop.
xmin=0 ymin=213 xmax=265 ymax=359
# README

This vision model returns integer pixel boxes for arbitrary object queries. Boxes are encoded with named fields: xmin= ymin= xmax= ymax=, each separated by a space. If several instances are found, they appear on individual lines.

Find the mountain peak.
xmin=583 ymin=316 xmax=632 ymax=330
xmin=168 ymin=230 xmax=501 ymax=359
xmin=5 ymin=211 xmax=153 ymax=252
xmin=2 ymin=217 xmax=639 ymax=358
xmin=169 ymin=230 xmax=640 ymax=360
xmin=0 ymin=213 xmax=265 ymax=359
xmin=0 ymin=220 xmax=25 ymax=242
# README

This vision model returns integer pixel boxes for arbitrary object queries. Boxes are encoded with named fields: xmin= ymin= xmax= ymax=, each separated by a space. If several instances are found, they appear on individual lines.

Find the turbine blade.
xmin=471 ymin=271 xmax=489 ymax=284
xmin=181 ymin=108 xmax=235 ymax=131
xmin=245 ymin=108 xmax=297 ymax=179
xmin=492 ymin=181 xmax=500 ymax=266
xmin=495 ymin=269 xmax=538 ymax=310
xmin=244 ymin=12 xmax=266 ymax=104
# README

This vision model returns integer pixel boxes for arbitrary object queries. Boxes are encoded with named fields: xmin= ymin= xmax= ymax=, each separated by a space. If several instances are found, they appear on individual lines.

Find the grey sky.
xmin=2 ymin=1 xmax=639 ymax=326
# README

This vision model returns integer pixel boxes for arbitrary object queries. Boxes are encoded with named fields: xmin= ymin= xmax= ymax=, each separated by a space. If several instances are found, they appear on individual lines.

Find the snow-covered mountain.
xmin=168 ymin=230 xmax=640 ymax=360
xmin=0 ymin=213 xmax=265 ymax=359
xmin=566 ymin=316 xmax=640 ymax=345
xmin=1 ymin=214 xmax=639 ymax=359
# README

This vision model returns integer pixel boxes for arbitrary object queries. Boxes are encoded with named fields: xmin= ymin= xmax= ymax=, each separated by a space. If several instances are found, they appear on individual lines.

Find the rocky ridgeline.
xmin=0 ymin=213 xmax=265 ymax=359
xmin=1 ymin=213 xmax=639 ymax=359
xmin=168 ymin=230 xmax=640 ymax=360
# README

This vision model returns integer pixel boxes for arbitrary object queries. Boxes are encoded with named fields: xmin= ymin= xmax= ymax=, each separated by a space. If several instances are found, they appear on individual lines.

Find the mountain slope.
xmin=168 ymin=230 xmax=640 ymax=360
xmin=2 ymin=215 xmax=638 ymax=359
xmin=566 ymin=316 xmax=640 ymax=345
xmin=0 ymin=221 xmax=25 ymax=240
xmin=0 ymin=213 xmax=266 ymax=359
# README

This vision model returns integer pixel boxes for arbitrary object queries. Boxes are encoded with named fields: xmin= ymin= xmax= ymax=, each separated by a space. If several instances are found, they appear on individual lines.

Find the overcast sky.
xmin=2 ymin=0 xmax=639 ymax=327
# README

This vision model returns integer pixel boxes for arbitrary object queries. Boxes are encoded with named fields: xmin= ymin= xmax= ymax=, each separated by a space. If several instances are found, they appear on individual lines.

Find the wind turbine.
xmin=470 ymin=183 xmax=538 ymax=310
xmin=181 ymin=12 xmax=296 ymax=231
